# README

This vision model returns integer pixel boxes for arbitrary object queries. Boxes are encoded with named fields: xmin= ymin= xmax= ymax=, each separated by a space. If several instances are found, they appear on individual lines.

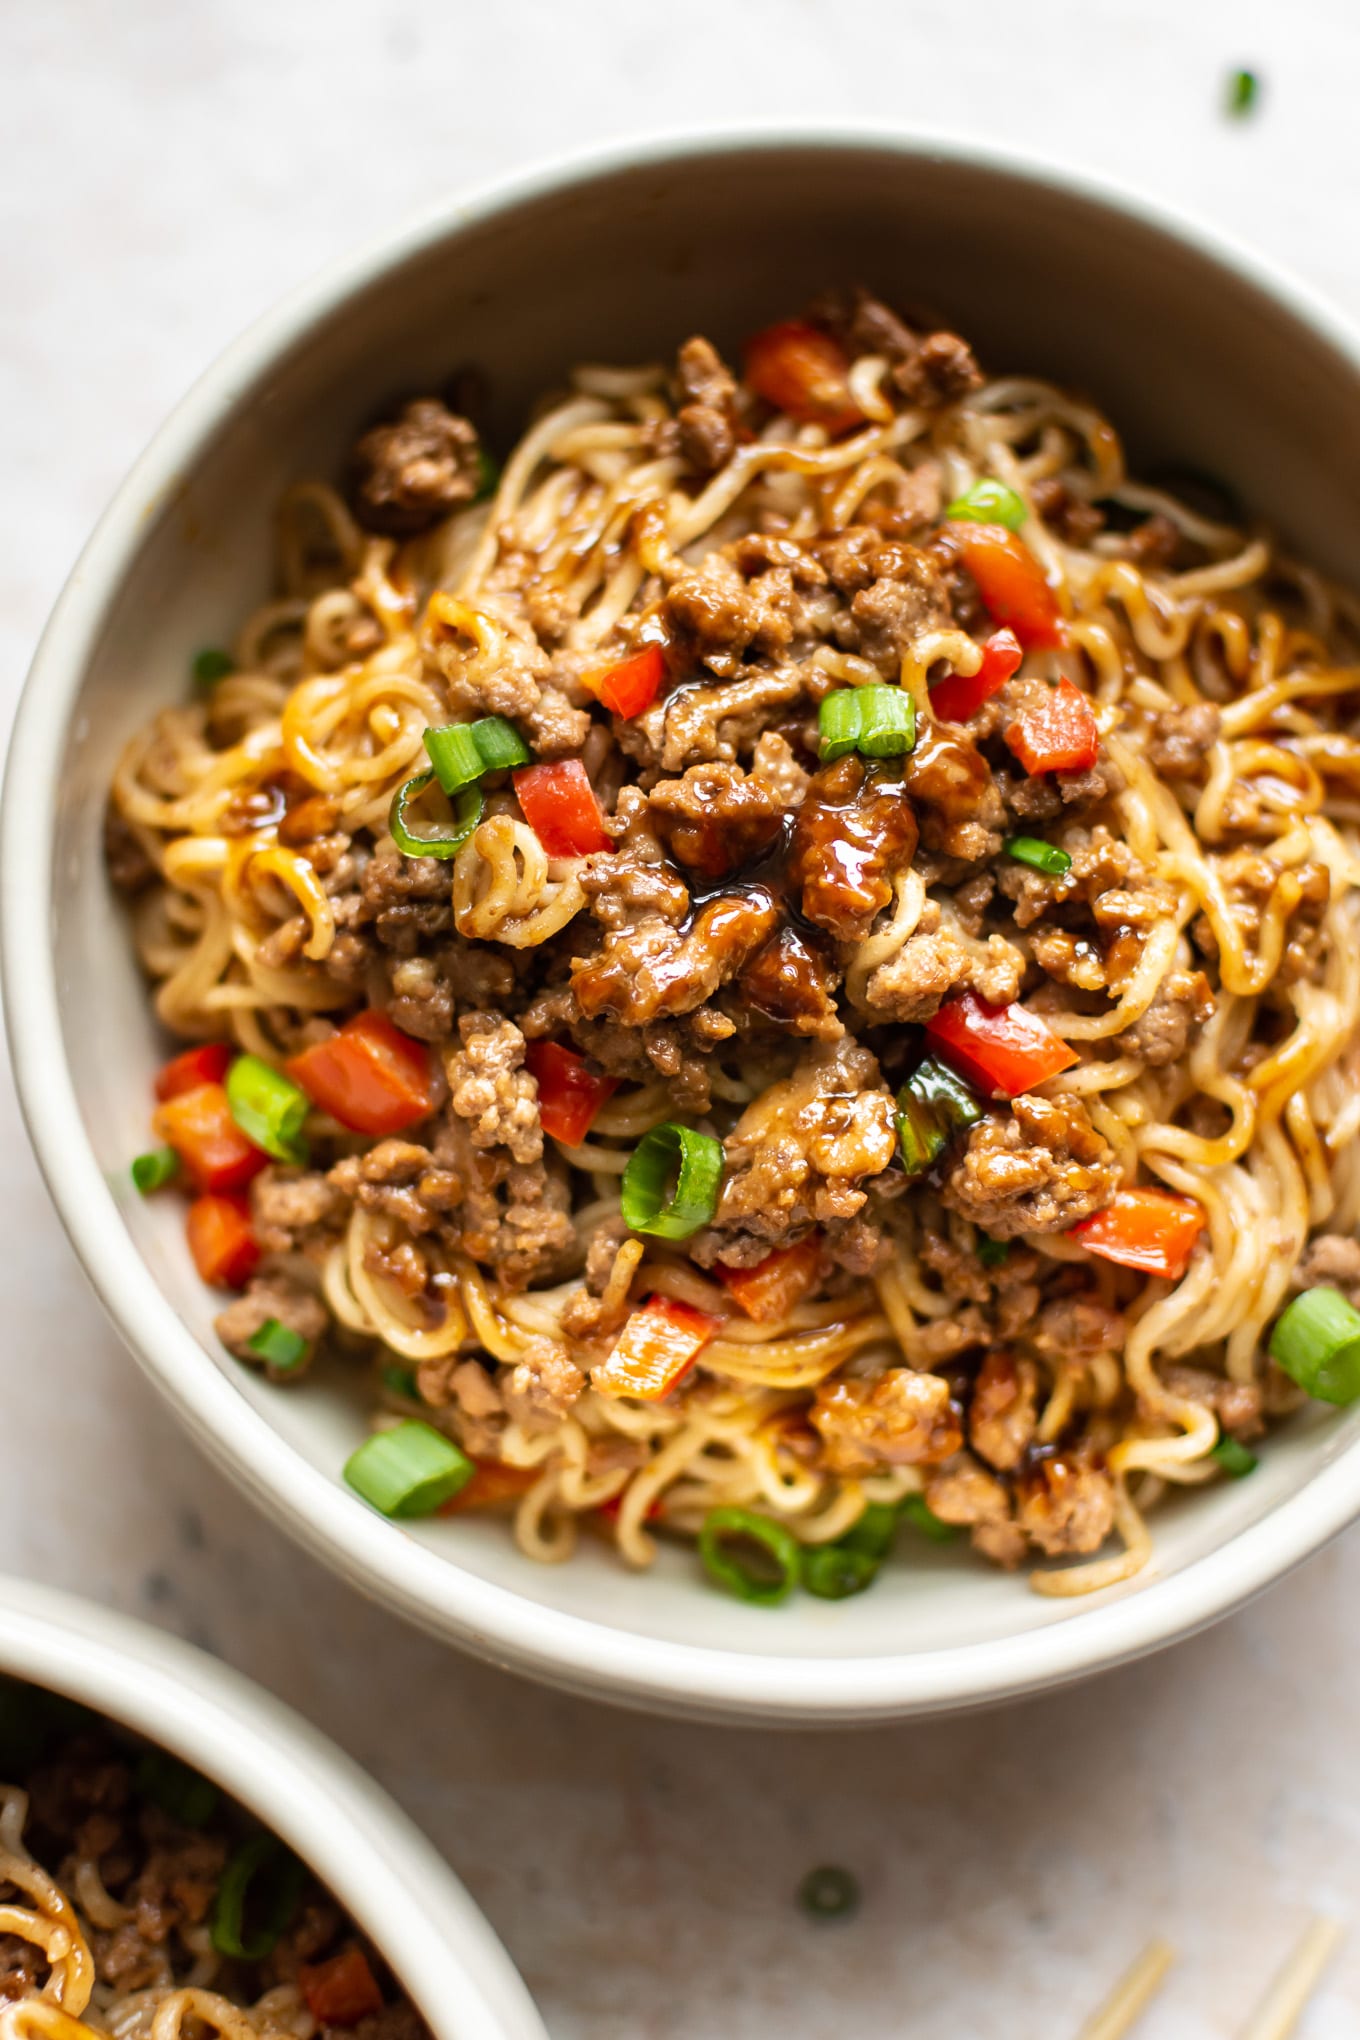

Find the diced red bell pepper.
xmin=154 ymin=1042 xmax=234 ymax=1102
xmin=928 ymin=628 xmax=1023 ymax=724
xmin=513 ymin=759 xmax=612 ymax=858
xmin=743 ymin=320 xmax=863 ymax=435
xmin=585 ymin=644 xmax=665 ymax=720
xmin=186 ymin=1192 xmax=259 ymax=1290
xmin=439 ymin=1459 xmax=540 ymax=1515
xmin=524 ymin=1040 xmax=617 ymax=1147
xmin=153 ymin=1083 xmax=266 ymax=1194
xmin=597 ymin=1489 xmax=663 ymax=1524
xmin=287 ymin=1010 xmax=435 ymax=1137
xmin=1004 ymin=675 xmax=1100 ymax=776
xmin=925 ymin=992 xmax=1078 ymax=1100
xmin=593 ymin=1295 xmax=721 ymax=1400
xmin=1072 ymin=1187 xmax=1206 ymax=1281
xmin=943 ymin=521 xmax=1069 ymax=650
xmin=298 ymin=1950 xmax=384 ymax=2028
xmin=715 ymin=1234 xmax=822 ymax=1323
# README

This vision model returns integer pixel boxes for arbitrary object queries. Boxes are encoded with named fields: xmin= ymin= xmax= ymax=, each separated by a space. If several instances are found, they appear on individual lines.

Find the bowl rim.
xmin=8 ymin=121 xmax=1360 ymax=1724
xmin=0 ymin=1575 xmax=546 ymax=2039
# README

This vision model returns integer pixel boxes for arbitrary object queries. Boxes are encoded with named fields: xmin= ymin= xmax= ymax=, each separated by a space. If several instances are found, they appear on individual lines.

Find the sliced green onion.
xmin=422 ymin=716 xmax=530 ymax=796
xmin=620 ymin=1123 xmax=723 ymax=1240
xmin=192 ymin=647 xmax=235 ymax=687
xmin=802 ymin=1544 xmax=880 ymax=1600
xmin=245 ymin=1318 xmax=309 ymax=1371
xmin=818 ymin=686 xmax=915 ymax=763
xmin=798 ymin=1866 xmax=860 ymax=1920
xmin=840 ymin=1501 xmax=899 ymax=1562
xmin=1209 ymin=1435 xmax=1259 ymax=1478
xmin=225 ymin=1054 xmax=309 ymax=1166
xmin=818 ymin=689 xmax=863 ymax=761
xmin=900 ymin=1493 xmax=958 ymax=1544
xmin=897 ymin=1056 xmax=984 ymax=1181
xmin=474 ymin=447 xmax=500 ymax=501
xmin=976 ymin=1235 xmax=1009 ymax=1269
xmin=132 ymin=1146 xmax=180 ymax=1195
xmin=135 ymin=1749 xmax=219 ymax=1828
xmin=698 ymin=1507 xmax=801 ymax=1607
xmin=1269 ymin=1287 xmax=1360 ymax=1404
xmin=211 ymin=1835 xmax=305 ymax=1960
xmin=946 ymin=478 xmax=1027 ymax=531
xmin=389 ymin=771 xmax=483 ymax=860
xmin=1006 ymin=835 xmax=1072 ymax=877
xmin=1226 ymin=67 xmax=1259 ymax=117
xmin=381 ymin=1364 xmax=418 ymax=1399
xmin=344 ymin=1420 xmax=473 ymax=1517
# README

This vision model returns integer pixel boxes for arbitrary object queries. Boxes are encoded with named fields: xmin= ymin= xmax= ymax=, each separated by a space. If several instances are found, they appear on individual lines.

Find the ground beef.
xmin=1146 ymin=700 xmax=1222 ymax=775
xmin=658 ymin=549 xmax=830 ymax=679
xmin=432 ymin=1113 xmax=576 ymax=1291
xmin=903 ymin=721 xmax=1006 ymax=863
xmin=349 ymin=399 xmax=482 ymax=536
xmin=430 ymin=607 xmax=550 ymax=725
xmin=639 ymin=668 xmax=811 ymax=772
xmin=788 ymin=754 xmax=919 ymax=940
xmin=1159 ymin=1363 xmax=1264 ymax=1440
xmin=862 ymin=903 xmax=1024 ymax=1023
xmin=968 ymin=1349 xmax=1039 ymax=1472
xmin=1121 ymin=513 xmax=1183 ymax=569
xmin=1016 ymin=1449 xmax=1116 ymax=1558
xmin=750 ymin=730 xmax=811 ymax=807
xmin=328 ymin=1138 xmax=463 ymax=1240
xmin=359 ymin=851 xmax=453 ymax=951
xmin=823 ymin=535 xmax=951 ymax=677
xmin=1030 ymin=476 xmax=1106 ymax=547
xmin=811 ymin=288 xmax=983 ymax=407
xmin=893 ymin=330 xmax=984 ymax=407
xmin=446 ymin=1012 xmax=542 ymax=1164
xmin=250 ymin=1167 xmax=348 ymax=1256
xmin=571 ymin=890 xmax=780 ymax=1025
xmin=1120 ymin=970 xmax=1215 ymax=1066
xmin=104 ymin=808 xmax=156 ymax=893
xmin=581 ymin=791 xmax=691 ymax=927
xmin=524 ymin=685 xmax=592 ymax=757
xmin=0 ymin=1937 xmax=45 ymax=2000
xmin=214 ymin=1273 xmax=328 ymax=1369
xmin=647 ymin=762 xmax=782 ymax=879
xmin=503 ymin=1337 xmax=585 ymax=1425
xmin=811 ymin=1368 xmax=962 ymax=1473
xmin=674 ymin=335 xmax=740 ymax=474
xmin=942 ymin=1093 xmax=1120 ymax=1238
xmin=1030 ymin=1293 xmax=1124 ymax=1360
xmin=1293 ymin=1233 xmax=1360 ymax=1307
xmin=705 ymin=1037 xmax=897 ymax=1258
xmin=925 ymin=1454 xmax=1027 ymax=1568
xmin=737 ymin=923 xmax=843 ymax=1038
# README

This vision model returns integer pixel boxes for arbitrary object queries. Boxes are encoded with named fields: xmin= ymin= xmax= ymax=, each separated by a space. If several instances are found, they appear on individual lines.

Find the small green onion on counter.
xmin=945 ymin=477 xmax=1027 ymax=531
xmin=131 ymin=1146 xmax=180 ymax=1195
xmin=1226 ymin=67 xmax=1260 ymax=117
xmin=381 ymin=1364 xmax=419 ymax=1399
xmin=818 ymin=684 xmax=916 ymax=763
xmin=245 ymin=1318 xmax=308 ymax=1371
xmin=801 ymin=1544 xmax=879 ymax=1600
xmin=976 ymin=1235 xmax=1009 ymax=1268
xmin=897 ymin=1056 xmax=983 ymax=1182
xmin=620 ymin=1122 xmax=723 ymax=1240
xmin=1005 ymin=835 xmax=1072 ymax=877
xmin=211 ymin=1835 xmax=305 ymax=1961
xmin=135 ymin=1749 xmax=219 ymax=1829
xmin=1269 ymin=1287 xmax=1360 ymax=1405
xmin=1209 ymin=1435 xmax=1259 ymax=1478
xmin=388 ymin=772 xmax=484 ymax=860
xmin=900 ymin=1493 xmax=959 ymax=1544
xmin=225 ymin=1054 xmax=309 ymax=1166
xmin=192 ymin=647 xmax=235 ymax=687
xmin=423 ymin=715 xmax=531 ymax=795
xmin=798 ymin=1865 xmax=860 ymax=1921
xmin=698 ymin=1507 xmax=802 ymax=1607
xmin=344 ymin=1420 xmax=474 ymax=1518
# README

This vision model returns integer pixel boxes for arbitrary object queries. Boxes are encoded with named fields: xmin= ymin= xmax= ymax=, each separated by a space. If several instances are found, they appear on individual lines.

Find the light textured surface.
xmin=4 ymin=4 xmax=1360 ymax=2034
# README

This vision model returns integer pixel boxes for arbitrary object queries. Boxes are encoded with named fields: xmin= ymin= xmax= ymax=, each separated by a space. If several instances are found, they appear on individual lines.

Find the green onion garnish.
xmin=900 ymin=1493 xmax=958 ymax=1544
xmin=211 ymin=1835 xmax=306 ymax=1960
xmin=389 ymin=771 xmax=484 ymax=860
xmin=620 ymin=1123 xmax=723 ymax=1240
xmin=474 ymin=447 xmax=500 ymax=502
xmin=1269 ymin=1287 xmax=1360 ymax=1404
xmin=897 ymin=1055 xmax=983 ymax=1181
xmin=245 ymin=1318 xmax=309 ymax=1371
xmin=802 ymin=1544 xmax=880 ymax=1600
xmin=381 ymin=1364 xmax=418 ymax=1399
xmin=698 ymin=1507 xmax=801 ymax=1607
xmin=798 ymin=1866 xmax=860 ymax=1920
xmin=131 ymin=1146 xmax=180 ymax=1195
xmin=1209 ymin=1435 xmax=1259 ymax=1479
xmin=135 ymin=1749 xmax=219 ymax=1828
xmin=1006 ymin=836 xmax=1072 ymax=877
xmin=817 ymin=685 xmax=916 ymax=763
xmin=1226 ymin=67 xmax=1260 ymax=117
xmin=840 ymin=1502 xmax=900 ymax=1562
xmin=192 ymin=647 xmax=235 ymax=687
xmin=976 ymin=1235 xmax=1009 ymax=1268
xmin=945 ymin=478 xmax=1027 ymax=531
xmin=423 ymin=716 xmax=530 ymax=796
xmin=344 ymin=1420 xmax=474 ymax=1517
xmin=225 ymin=1054 xmax=309 ymax=1166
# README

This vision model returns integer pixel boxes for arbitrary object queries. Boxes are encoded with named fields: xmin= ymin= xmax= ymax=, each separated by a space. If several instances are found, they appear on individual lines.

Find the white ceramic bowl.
xmin=0 ymin=1574 xmax=545 ymax=2039
xmin=8 ymin=128 xmax=1360 ymax=1726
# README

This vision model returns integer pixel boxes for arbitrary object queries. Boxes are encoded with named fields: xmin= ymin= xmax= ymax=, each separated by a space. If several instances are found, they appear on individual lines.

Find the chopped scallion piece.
xmin=1209 ymin=1435 xmax=1259 ymax=1478
xmin=698 ymin=1507 xmax=801 ymax=1607
xmin=802 ymin=1543 xmax=880 ymax=1599
xmin=245 ymin=1317 xmax=309 ymax=1371
xmin=474 ymin=447 xmax=500 ymax=500
xmin=389 ymin=771 xmax=483 ymax=859
xmin=225 ymin=1054 xmax=309 ymax=1166
xmin=423 ymin=716 xmax=530 ymax=795
xmin=344 ymin=1420 xmax=473 ymax=1517
xmin=818 ymin=688 xmax=863 ymax=761
xmin=897 ymin=1056 xmax=984 ymax=1181
xmin=976 ymin=1235 xmax=1009 ymax=1268
xmin=132 ymin=1146 xmax=180 ymax=1195
xmin=900 ymin=1493 xmax=958 ymax=1544
xmin=620 ymin=1123 xmax=723 ymax=1240
xmin=1269 ymin=1286 xmax=1360 ymax=1404
xmin=798 ymin=1865 xmax=860 ymax=1920
xmin=211 ymin=1835 xmax=305 ymax=1960
xmin=1006 ymin=835 xmax=1072 ymax=877
xmin=381 ymin=1364 xmax=418 ymax=1399
xmin=818 ymin=685 xmax=915 ymax=762
xmin=840 ymin=1502 xmax=899 ymax=1562
xmin=135 ymin=1749 xmax=219 ymax=1828
xmin=945 ymin=478 xmax=1027 ymax=531
xmin=192 ymin=647 xmax=235 ymax=687
xmin=1226 ymin=67 xmax=1260 ymax=117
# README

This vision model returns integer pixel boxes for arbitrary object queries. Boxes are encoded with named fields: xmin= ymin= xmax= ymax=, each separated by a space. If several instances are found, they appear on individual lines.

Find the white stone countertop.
xmin=5 ymin=3 xmax=1360 ymax=2033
